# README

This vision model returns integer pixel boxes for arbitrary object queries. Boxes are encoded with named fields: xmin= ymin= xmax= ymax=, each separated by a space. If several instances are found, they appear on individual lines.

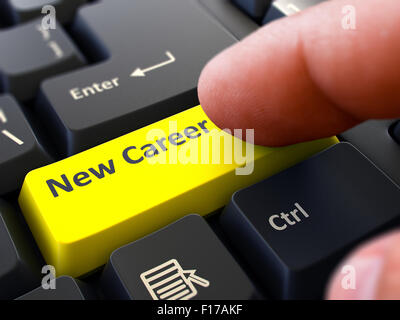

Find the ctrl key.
xmin=101 ymin=214 xmax=258 ymax=300
xmin=221 ymin=142 xmax=400 ymax=299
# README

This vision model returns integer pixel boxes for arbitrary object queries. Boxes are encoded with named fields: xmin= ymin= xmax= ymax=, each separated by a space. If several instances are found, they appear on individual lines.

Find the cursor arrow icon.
xmin=131 ymin=51 xmax=176 ymax=77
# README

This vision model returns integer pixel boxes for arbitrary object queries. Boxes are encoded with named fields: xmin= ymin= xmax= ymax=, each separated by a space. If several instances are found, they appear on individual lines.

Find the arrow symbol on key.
xmin=130 ymin=51 xmax=176 ymax=77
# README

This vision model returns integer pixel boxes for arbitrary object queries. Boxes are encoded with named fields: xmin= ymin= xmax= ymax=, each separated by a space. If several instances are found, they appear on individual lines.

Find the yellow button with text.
xmin=19 ymin=105 xmax=338 ymax=277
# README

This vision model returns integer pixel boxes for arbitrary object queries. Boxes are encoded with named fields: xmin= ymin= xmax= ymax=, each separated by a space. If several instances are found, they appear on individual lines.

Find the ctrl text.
xmin=268 ymin=202 xmax=310 ymax=231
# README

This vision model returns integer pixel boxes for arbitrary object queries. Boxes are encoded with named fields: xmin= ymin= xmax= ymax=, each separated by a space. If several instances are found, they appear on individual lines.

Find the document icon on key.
xmin=140 ymin=259 xmax=210 ymax=300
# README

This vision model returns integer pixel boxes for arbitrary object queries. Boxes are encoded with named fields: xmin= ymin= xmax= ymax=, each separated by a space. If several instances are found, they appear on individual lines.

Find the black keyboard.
xmin=1 ymin=0 xmax=400 ymax=301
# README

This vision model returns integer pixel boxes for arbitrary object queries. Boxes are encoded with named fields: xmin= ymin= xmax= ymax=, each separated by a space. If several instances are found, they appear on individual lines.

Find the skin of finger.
xmin=302 ymin=0 xmax=400 ymax=120
xmin=376 ymin=234 xmax=400 ymax=299
xmin=326 ymin=231 xmax=400 ymax=300
xmin=198 ymin=0 xmax=400 ymax=146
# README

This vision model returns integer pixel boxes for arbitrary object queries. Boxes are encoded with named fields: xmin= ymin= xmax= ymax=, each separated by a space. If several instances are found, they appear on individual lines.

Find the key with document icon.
xmin=140 ymin=259 xmax=210 ymax=300
xmin=101 ymin=215 xmax=259 ymax=299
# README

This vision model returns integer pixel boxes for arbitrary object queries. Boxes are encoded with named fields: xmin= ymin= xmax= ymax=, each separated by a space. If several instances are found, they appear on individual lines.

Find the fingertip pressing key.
xmin=198 ymin=0 xmax=400 ymax=146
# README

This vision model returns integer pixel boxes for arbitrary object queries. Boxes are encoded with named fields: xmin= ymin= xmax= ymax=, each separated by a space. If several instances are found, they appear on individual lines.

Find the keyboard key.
xmin=0 ymin=18 xmax=85 ymax=101
xmin=232 ymin=0 xmax=271 ymax=23
xmin=102 ymin=215 xmax=258 ymax=300
xmin=18 ymin=105 xmax=337 ymax=277
xmin=221 ymin=143 xmax=400 ymax=299
xmin=4 ymin=0 xmax=87 ymax=24
xmin=391 ymin=121 xmax=400 ymax=144
xmin=38 ymin=0 xmax=236 ymax=155
xmin=0 ymin=95 xmax=52 ymax=195
xmin=199 ymin=0 xmax=259 ymax=39
xmin=17 ymin=276 xmax=92 ymax=300
xmin=263 ymin=0 xmax=325 ymax=24
xmin=341 ymin=120 xmax=400 ymax=187
xmin=0 ymin=199 xmax=42 ymax=299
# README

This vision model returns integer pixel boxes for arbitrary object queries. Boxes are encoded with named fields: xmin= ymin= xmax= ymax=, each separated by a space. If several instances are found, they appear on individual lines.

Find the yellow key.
xmin=19 ymin=105 xmax=338 ymax=277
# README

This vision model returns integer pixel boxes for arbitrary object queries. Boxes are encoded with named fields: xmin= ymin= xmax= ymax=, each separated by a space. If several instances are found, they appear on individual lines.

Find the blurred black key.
xmin=391 ymin=121 xmax=400 ymax=144
xmin=17 ymin=276 xmax=92 ymax=300
xmin=341 ymin=120 xmax=400 ymax=187
xmin=0 ymin=95 xmax=51 ymax=195
xmin=221 ymin=143 xmax=400 ymax=299
xmin=3 ymin=0 xmax=86 ymax=24
xmin=263 ymin=0 xmax=325 ymax=24
xmin=232 ymin=0 xmax=271 ymax=23
xmin=38 ymin=0 xmax=236 ymax=156
xmin=0 ymin=199 xmax=42 ymax=299
xmin=101 ymin=215 xmax=258 ymax=300
xmin=199 ymin=0 xmax=259 ymax=39
xmin=0 ymin=18 xmax=85 ymax=101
